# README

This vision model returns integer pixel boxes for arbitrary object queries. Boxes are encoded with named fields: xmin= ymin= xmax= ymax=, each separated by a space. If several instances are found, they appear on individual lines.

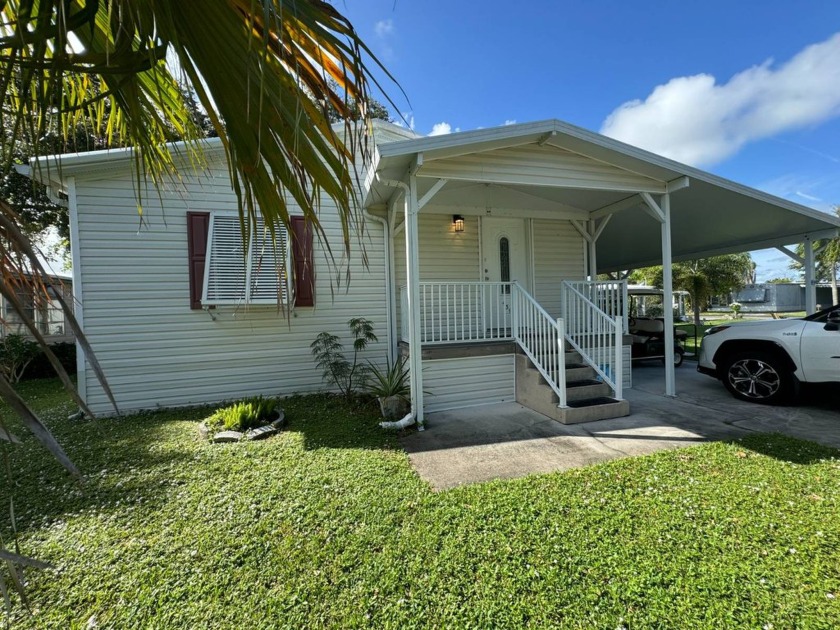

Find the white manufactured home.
xmin=27 ymin=119 xmax=840 ymax=425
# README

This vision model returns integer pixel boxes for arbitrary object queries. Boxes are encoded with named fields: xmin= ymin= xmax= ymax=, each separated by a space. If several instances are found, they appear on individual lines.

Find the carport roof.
xmin=370 ymin=119 xmax=840 ymax=271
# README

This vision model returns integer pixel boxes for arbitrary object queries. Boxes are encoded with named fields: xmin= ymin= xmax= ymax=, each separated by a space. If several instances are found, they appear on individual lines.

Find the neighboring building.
xmin=713 ymin=283 xmax=836 ymax=313
xmin=25 ymin=119 xmax=840 ymax=424
xmin=1 ymin=273 xmax=74 ymax=343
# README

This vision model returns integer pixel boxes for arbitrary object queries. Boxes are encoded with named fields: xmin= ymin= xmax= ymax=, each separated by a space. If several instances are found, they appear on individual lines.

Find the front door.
xmin=481 ymin=218 xmax=527 ymax=334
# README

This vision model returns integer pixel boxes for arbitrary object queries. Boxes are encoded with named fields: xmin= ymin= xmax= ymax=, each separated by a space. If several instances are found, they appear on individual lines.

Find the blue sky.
xmin=342 ymin=1 xmax=840 ymax=281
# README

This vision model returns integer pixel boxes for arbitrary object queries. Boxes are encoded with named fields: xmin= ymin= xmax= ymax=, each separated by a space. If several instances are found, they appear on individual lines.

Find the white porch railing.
xmin=400 ymin=281 xmax=568 ymax=407
xmin=400 ymin=282 xmax=513 ymax=344
xmin=563 ymin=280 xmax=628 ymax=333
xmin=511 ymin=282 xmax=567 ymax=407
xmin=561 ymin=281 xmax=623 ymax=399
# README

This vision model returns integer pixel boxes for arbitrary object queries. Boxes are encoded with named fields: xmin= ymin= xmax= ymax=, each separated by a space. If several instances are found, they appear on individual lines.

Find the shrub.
xmin=22 ymin=342 xmax=77 ymax=380
xmin=310 ymin=318 xmax=377 ymax=399
xmin=365 ymin=356 xmax=410 ymax=399
xmin=206 ymin=396 xmax=277 ymax=432
xmin=646 ymin=304 xmax=664 ymax=318
xmin=0 ymin=334 xmax=41 ymax=383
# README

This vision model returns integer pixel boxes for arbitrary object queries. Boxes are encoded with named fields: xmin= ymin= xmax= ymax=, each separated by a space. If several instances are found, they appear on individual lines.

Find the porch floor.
xmin=401 ymin=365 xmax=840 ymax=490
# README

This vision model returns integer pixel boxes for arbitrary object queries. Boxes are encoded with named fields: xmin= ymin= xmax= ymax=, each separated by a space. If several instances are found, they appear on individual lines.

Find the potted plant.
xmin=366 ymin=356 xmax=410 ymax=420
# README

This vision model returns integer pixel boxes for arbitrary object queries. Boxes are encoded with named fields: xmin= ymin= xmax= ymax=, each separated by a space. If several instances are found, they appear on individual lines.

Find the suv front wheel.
xmin=719 ymin=351 xmax=798 ymax=405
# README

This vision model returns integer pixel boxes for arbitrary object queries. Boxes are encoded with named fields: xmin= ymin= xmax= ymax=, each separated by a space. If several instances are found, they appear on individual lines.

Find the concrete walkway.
xmin=401 ymin=364 xmax=840 ymax=490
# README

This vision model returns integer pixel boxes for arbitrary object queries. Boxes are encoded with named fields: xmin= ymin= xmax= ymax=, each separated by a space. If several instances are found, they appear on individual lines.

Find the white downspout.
xmin=363 ymin=209 xmax=393 ymax=363
xmin=375 ymin=174 xmax=421 ymax=431
xmin=386 ymin=197 xmax=399 ymax=362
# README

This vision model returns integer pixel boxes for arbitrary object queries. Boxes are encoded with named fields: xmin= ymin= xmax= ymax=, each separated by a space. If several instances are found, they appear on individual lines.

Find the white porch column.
xmin=776 ymin=239 xmax=821 ymax=315
xmin=660 ymin=193 xmax=676 ymax=397
xmin=804 ymin=236 xmax=817 ymax=314
xmin=641 ymin=191 xmax=677 ymax=398
xmin=405 ymin=167 xmax=425 ymax=428
xmin=587 ymin=219 xmax=598 ymax=280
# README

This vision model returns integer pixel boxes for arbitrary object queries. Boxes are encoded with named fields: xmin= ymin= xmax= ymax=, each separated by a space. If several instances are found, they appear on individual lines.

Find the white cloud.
xmin=391 ymin=113 xmax=415 ymax=130
xmin=374 ymin=19 xmax=394 ymax=38
xmin=373 ymin=19 xmax=396 ymax=61
xmin=504 ymin=119 xmax=517 ymax=126
xmin=756 ymin=173 xmax=834 ymax=211
xmin=429 ymin=122 xmax=452 ymax=136
xmin=601 ymin=33 xmax=840 ymax=167
xmin=795 ymin=190 xmax=822 ymax=202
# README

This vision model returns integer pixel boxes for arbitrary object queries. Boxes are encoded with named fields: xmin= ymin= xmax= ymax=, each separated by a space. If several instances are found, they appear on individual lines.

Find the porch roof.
xmin=369 ymin=119 xmax=840 ymax=271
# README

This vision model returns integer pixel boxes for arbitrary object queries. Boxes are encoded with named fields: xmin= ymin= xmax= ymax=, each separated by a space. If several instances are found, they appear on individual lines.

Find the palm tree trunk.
xmin=693 ymin=299 xmax=702 ymax=327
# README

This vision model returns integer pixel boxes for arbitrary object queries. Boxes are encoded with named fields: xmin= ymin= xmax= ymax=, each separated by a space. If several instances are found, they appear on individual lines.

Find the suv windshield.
xmin=803 ymin=304 xmax=840 ymax=323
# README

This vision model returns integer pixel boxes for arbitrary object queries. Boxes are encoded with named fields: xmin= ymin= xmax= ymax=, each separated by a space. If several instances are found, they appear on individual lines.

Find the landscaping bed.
xmin=2 ymin=379 xmax=839 ymax=628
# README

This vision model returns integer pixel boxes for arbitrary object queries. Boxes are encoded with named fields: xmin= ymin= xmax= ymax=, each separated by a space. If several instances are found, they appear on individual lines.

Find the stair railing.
xmin=560 ymin=281 xmax=624 ymax=399
xmin=511 ymin=282 xmax=567 ymax=408
xmin=562 ymin=280 xmax=629 ymax=333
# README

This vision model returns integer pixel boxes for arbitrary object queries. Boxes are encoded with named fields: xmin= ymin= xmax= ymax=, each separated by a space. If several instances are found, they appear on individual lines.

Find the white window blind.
xmin=201 ymin=214 xmax=289 ymax=306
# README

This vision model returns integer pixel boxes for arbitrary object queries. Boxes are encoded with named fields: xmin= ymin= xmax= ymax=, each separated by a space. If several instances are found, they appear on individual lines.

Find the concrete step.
xmin=530 ymin=350 xmax=583 ymax=365
xmin=556 ymin=398 xmax=631 ymax=424
xmin=514 ymin=354 xmax=630 ymax=425
xmin=564 ymin=365 xmax=597 ymax=383
xmin=563 ymin=379 xmax=613 ymax=403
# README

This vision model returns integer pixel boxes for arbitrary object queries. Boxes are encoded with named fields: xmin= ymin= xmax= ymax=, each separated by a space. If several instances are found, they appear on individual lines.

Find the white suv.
xmin=698 ymin=304 xmax=840 ymax=404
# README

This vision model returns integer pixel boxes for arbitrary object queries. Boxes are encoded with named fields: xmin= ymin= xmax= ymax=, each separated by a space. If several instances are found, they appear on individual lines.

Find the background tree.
xmin=0 ymin=0 xmax=394 ymax=590
xmin=789 ymin=206 xmax=840 ymax=305
xmin=627 ymin=253 xmax=754 ymax=325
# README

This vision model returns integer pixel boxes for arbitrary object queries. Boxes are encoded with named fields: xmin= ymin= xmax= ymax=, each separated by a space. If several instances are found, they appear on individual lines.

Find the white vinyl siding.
xmin=423 ymin=354 xmax=515 ymax=412
xmin=393 ymin=214 xmax=480 ymax=326
xmin=419 ymin=145 xmax=665 ymax=193
xmin=532 ymin=219 xmax=586 ymax=318
xmin=73 ymin=163 xmax=388 ymax=415
xmin=203 ymin=214 xmax=289 ymax=306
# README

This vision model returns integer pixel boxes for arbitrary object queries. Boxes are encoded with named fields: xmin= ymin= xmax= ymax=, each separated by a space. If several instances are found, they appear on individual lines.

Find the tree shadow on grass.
xmin=280 ymin=393 xmax=402 ymax=452
xmin=1 ymin=386 xmax=398 ymax=540
xmin=2 ymin=405 xmax=211 ymax=538
xmin=734 ymin=432 xmax=840 ymax=465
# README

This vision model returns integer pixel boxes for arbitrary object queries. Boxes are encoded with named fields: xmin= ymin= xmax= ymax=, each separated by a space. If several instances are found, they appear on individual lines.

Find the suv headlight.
xmin=704 ymin=325 xmax=731 ymax=337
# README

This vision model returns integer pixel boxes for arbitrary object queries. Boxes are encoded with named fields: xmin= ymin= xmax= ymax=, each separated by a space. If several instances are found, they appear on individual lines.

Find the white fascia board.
xmin=546 ymin=119 xmax=840 ymax=228
xmin=377 ymin=120 xmax=559 ymax=159
xmin=381 ymin=117 xmax=840 ymax=232
xmin=27 ymin=137 xmax=227 ymax=183
xmin=602 ymin=229 xmax=840 ymax=272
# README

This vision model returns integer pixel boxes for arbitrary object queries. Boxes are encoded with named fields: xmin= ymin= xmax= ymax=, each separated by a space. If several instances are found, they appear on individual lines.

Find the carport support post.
xmin=405 ymin=164 xmax=425 ymax=429
xmin=660 ymin=193 xmax=676 ymax=398
xmin=804 ymin=236 xmax=817 ymax=315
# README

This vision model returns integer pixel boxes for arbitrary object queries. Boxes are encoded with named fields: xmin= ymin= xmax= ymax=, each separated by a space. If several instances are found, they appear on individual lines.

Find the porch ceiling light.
xmin=452 ymin=214 xmax=465 ymax=233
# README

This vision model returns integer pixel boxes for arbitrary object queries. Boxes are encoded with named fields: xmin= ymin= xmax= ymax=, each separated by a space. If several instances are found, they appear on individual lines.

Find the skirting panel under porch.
xmin=422 ymin=355 xmax=516 ymax=413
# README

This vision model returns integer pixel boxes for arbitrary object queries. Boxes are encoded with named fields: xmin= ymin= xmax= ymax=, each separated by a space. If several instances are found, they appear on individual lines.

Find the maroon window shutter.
xmin=290 ymin=215 xmax=314 ymax=307
xmin=187 ymin=212 xmax=210 ymax=309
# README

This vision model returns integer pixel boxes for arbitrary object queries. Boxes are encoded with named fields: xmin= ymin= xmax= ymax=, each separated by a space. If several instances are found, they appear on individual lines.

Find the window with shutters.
xmin=201 ymin=213 xmax=290 ymax=306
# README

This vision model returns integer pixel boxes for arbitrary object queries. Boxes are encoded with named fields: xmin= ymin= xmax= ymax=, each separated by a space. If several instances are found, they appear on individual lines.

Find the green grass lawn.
xmin=2 ymin=379 xmax=840 ymax=628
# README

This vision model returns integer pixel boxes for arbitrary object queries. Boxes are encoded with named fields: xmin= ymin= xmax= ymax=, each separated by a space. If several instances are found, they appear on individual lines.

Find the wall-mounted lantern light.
xmin=452 ymin=214 xmax=465 ymax=233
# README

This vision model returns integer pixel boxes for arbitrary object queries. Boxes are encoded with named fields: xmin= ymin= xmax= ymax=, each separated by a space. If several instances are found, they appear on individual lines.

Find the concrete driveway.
xmin=401 ymin=364 xmax=840 ymax=490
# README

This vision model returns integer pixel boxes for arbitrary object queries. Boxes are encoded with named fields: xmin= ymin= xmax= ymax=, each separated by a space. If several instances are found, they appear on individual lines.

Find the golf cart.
xmin=628 ymin=316 xmax=688 ymax=367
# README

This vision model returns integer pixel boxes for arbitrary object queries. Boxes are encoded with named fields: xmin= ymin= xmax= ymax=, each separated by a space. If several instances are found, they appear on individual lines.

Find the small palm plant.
xmin=365 ymin=356 xmax=410 ymax=420
xmin=366 ymin=356 xmax=410 ymax=399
